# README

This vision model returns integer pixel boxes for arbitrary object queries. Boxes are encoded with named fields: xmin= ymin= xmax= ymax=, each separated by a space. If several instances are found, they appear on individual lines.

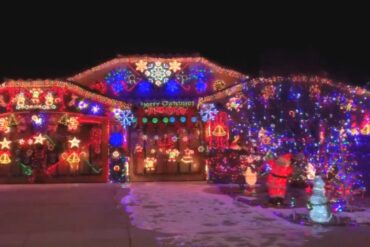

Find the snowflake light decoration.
xmin=113 ymin=109 xmax=135 ymax=128
xmin=226 ymin=96 xmax=243 ymax=112
xmin=144 ymin=61 xmax=172 ymax=86
xmin=199 ymin=103 xmax=218 ymax=122
xmin=135 ymin=60 xmax=148 ymax=73
xmin=169 ymin=60 xmax=181 ymax=72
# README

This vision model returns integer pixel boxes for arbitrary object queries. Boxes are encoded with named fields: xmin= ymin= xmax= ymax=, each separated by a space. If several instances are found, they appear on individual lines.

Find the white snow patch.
xmin=121 ymin=182 xmax=329 ymax=247
xmin=340 ymin=209 xmax=370 ymax=224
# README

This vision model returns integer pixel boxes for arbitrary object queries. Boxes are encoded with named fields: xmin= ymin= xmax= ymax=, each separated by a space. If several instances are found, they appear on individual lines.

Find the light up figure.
xmin=244 ymin=164 xmax=257 ymax=195
xmin=166 ymin=148 xmax=180 ymax=162
xmin=180 ymin=148 xmax=194 ymax=164
xmin=67 ymin=117 xmax=79 ymax=131
xmin=166 ymin=148 xmax=180 ymax=173
xmin=267 ymin=153 xmax=293 ymax=205
xmin=0 ymin=117 xmax=10 ymax=133
xmin=30 ymin=88 xmax=43 ymax=104
xmin=44 ymin=92 xmax=55 ymax=108
xmin=15 ymin=92 xmax=26 ymax=109
xmin=180 ymin=148 xmax=195 ymax=173
xmin=307 ymin=176 xmax=332 ymax=223
xmin=144 ymin=157 xmax=157 ymax=172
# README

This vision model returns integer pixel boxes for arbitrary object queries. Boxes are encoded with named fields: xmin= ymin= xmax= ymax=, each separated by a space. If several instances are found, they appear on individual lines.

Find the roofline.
xmin=68 ymin=55 xmax=248 ymax=82
xmin=199 ymin=75 xmax=369 ymax=104
xmin=0 ymin=79 xmax=131 ymax=109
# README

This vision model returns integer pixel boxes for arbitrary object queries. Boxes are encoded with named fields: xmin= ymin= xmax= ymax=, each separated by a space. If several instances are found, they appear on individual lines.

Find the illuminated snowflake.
xmin=144 ymin=61 xmax=172 ymax=86
xmin=199 ymin=103 xmax=218 ymax=122
xmin=135 ymin=60 xmax=148 ymax=72
xmin=113 ymin=109 xmax=135 ymax=128
xmin=169 ymin=60 xmax=181 ymax=72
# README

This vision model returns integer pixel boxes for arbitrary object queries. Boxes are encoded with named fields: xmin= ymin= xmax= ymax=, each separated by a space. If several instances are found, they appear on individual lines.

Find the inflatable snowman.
xmin=308 ymin=176 xmax=332 ymax=223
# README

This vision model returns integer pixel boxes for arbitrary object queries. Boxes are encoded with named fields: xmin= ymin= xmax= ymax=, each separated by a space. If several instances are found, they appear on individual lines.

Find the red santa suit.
xmin=267 ymin=154 xmax=293 ymax=198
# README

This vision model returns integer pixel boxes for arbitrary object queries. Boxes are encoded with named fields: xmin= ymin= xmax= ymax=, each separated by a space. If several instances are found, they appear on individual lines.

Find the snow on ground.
xmin=340 ymin=209 xmax=370 ymax=224
xmin=121 ymin=182 xmax=333 ymax=247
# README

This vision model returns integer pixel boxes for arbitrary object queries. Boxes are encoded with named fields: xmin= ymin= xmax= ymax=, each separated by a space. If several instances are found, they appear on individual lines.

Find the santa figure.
xmin=267 ymin=153 xmax=293 ymax=205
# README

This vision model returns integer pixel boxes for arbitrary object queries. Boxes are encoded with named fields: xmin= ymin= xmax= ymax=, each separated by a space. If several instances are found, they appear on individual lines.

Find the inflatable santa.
xmin=267 ymin=153 xmax=293 ymax=205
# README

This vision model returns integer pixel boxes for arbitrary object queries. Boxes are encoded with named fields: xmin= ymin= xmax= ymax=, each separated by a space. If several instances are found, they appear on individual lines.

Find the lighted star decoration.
xmin=69 ymin=137 xmax=81 ymax=148
xmin=169 ymin=60 xmax=181 ymax=72
xmin=135 ymin=60 xmax=148 ymax=73
xmin=199 ymin=103 xmax=218 ymax=122
xmin=144 ymin=61 xmax=172 ymax=86
xmin=0 ymin=137 xmax=11 ymax=149
xmin=33 ymin=134 xmax=46 ymax=145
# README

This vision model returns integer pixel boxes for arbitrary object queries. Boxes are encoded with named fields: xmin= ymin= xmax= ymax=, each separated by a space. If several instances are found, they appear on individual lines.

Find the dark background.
xmin=1 ymin=5 xmax=369 ymax=87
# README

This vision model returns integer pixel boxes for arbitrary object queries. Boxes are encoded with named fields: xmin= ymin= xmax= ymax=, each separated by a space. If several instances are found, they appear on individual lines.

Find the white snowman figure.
xmin=308 ymin=176 xmax=332 ymax=223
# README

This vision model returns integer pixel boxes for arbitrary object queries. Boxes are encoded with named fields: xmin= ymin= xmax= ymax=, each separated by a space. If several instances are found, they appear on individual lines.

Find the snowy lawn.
xmin=120 ymin=182 xmax=369 ymax=247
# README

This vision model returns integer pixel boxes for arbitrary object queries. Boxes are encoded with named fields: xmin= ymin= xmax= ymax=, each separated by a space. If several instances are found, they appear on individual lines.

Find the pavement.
xmin=1 ymin=183 xmax=369 ymax=247
xmin=0 ymin=183 xmax=159 ymax=247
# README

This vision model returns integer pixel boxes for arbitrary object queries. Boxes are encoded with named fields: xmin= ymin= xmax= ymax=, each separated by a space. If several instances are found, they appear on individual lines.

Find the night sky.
xmin=1 ymin=7 xmax=369 ymax=87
